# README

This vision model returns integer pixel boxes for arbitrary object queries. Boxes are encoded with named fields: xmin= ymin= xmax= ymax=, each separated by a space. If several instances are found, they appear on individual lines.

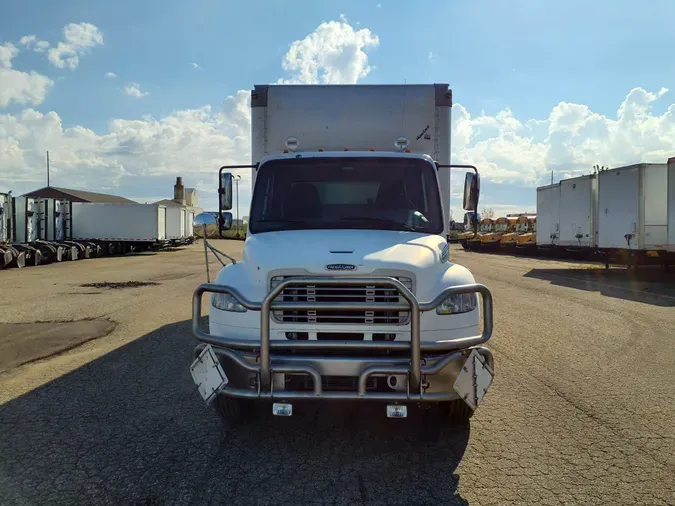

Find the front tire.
xmin=214 ymin=395 xmax=256 ymax=426
xmin=438 ymin=399 xmax=474 ymax=424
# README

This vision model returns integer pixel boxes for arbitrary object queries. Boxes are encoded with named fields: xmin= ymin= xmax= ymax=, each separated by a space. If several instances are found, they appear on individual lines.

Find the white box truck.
xmin=536 ymin=183 xmax=560 ymax=249
xmin=189 ymin=83 xmax=494 ymax=427
xmin=71 ymin=202 xmax=168 ymax=252
xmin=559 ymin=174 xmax=597 ymax=249
xmin=596 ymin=163 xmax=668 ymax=253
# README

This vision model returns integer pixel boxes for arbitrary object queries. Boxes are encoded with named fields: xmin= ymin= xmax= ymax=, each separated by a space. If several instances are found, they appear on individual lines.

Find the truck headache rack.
xmin=192 ymin=277 xmax=493 ymax=402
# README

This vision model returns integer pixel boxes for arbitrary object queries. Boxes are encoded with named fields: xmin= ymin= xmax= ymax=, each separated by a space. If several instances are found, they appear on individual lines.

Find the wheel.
xmin=438 ymin=399 xmax=474 ymax=424
xmin=214 ymin=395 xmax=256 ymax=425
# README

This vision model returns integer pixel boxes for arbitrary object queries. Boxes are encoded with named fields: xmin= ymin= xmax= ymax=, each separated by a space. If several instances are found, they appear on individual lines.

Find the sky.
xmin=2 ymin=0 xmax=675 ymax=219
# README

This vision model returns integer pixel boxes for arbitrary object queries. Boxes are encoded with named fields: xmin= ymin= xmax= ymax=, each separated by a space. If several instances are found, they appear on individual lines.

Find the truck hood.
xmin=241 ymin=229 xmax=448 ymax=276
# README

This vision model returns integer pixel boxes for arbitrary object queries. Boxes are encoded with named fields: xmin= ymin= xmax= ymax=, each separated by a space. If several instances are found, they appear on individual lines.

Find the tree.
xmin=480 ymin=207 xmax=495 ymax=220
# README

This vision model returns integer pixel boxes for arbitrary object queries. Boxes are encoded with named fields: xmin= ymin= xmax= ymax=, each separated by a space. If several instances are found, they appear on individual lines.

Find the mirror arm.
xmin=206 ymin=241 xmax=237 ymax=266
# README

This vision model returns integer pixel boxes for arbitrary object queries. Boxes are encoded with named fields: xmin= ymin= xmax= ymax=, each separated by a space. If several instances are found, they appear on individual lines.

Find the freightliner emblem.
xmin=325 ymin=263 xmax=357 ymax=271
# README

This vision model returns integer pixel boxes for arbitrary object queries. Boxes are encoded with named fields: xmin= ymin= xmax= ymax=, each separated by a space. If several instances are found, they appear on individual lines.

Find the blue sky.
xmin=2 ymin=0 xmax=675 ymax=218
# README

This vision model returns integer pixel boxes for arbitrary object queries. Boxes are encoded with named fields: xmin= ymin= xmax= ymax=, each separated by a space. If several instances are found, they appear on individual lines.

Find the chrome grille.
xmin=271 ymin=275 xmax=413 ymax=325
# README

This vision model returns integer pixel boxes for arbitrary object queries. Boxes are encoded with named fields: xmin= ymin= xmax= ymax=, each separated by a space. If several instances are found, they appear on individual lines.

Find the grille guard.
xmin=192 ymin=276 xmax=493 ymax=397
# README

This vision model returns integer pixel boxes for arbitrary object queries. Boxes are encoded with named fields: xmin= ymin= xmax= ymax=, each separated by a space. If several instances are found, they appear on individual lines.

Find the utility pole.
xmin=550 ymin=170 xmax=553 ymax=185
xmin=235 ymin=174 xmax=241 ymax=238
xmin=47 ymin=151 xmax=50 ymax=186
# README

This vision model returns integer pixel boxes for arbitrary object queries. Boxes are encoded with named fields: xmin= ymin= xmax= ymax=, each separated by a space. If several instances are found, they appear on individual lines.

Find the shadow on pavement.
xmin=0 ymin=319 xmax=470 ymax=505
xmin=524 ymin=267 xmax=675 ymax=307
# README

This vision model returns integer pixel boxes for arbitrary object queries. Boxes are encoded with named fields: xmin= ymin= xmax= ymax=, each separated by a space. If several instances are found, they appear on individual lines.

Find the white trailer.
xmin=71 ymin=203 xmax=167 ymax=251
xmin=189 ymin=83 xmax=494 ymax=428
xmin=165 ymin=205 xmax=185 ymax=242
xmin=559 ymin=174 xmax=597 ymax=249
xmin=535 ymin=183 xmax=560 ymax=248
xmin=185 ymin=208 xmax=196 ymax=238
xmin=596 ymin=163 xmax=668 ymax=252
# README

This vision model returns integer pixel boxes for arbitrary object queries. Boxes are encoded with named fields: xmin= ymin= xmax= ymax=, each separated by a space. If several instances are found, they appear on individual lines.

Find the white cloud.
xmin=105 ymin=71 xmax=117 ymax=79
xmin=0 ymin=42 xmax=54 ymax=108
xmin=124 ymin=82 xmax=149 ymax=98
xmin=19 ymin=35 xmax=50 ymax=53
xmin=278 ymin=17 xmax=379 ymax=84
xmin=3 ymin=17 xmax=675 ymax=219
xmin=47 ymin=22 xmax=103 ymax=70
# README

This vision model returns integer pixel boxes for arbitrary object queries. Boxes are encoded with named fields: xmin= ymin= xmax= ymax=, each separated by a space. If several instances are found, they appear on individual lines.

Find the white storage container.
xmin=71 ymin=203 xmax=167 ymax=242
xmin=597 ymin=163 xmax=668 ymax=251
xmin=559 ymin=174 xmax=597 ymax=248
xmin=536 ymin=183 xmax=560 ymax=246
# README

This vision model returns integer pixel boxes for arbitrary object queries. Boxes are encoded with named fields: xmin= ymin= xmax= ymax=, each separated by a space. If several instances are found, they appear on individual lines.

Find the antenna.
xmin=47 ymin=151 xmax=50 ymax=186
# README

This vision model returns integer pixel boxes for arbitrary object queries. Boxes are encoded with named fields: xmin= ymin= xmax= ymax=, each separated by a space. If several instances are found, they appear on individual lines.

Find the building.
xmin=21 ymin=186 xmax=136 ymax=204
xmin=154 ymin=177 xmax=203 ymax=220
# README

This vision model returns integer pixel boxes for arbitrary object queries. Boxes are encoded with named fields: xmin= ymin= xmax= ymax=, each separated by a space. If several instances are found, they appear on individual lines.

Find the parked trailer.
xmin=71 ymin=202 xmax=168 ymax=253
xmin=536 ymin=183 xmax=560 ymax=253
xmin=596 ymin=163 xmax=668 ymax=266
xmin=185 ymin=208 xmax=196 ymax=242
xmin=558 ymin=174 xmax=598 ymax=258
xmin=1 ymin=192 xmax=27 ymax=268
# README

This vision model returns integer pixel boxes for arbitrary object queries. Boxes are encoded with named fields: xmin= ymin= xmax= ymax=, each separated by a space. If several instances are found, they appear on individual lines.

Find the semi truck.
xmin=190 ymin=83 xmax=494 ymax=426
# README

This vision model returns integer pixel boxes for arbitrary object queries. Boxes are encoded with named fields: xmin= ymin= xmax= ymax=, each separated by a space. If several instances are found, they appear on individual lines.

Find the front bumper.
xmin=191 ymin=277 xmax=494 ymax=407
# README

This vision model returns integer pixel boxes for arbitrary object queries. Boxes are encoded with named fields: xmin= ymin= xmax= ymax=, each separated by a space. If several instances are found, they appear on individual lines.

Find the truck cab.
xmin=190 ymin=84 xmax=494 ymax=427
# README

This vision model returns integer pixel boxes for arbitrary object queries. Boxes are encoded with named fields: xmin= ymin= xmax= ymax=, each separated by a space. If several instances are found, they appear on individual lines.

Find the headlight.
xmin=211 ymin=292 xmax=247 ymax=312
xmin=436 ymin=293 xmax=477 ymax=315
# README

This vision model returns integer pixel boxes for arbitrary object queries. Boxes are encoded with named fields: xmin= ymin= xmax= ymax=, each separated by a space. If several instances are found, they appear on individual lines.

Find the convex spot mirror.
xmin=193 ymin=212 xmax=218 ymax=238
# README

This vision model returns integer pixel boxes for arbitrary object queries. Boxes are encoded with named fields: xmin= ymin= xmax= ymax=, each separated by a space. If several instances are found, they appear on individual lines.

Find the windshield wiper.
xmin=339 ymin=216 xmax=417 ymax=231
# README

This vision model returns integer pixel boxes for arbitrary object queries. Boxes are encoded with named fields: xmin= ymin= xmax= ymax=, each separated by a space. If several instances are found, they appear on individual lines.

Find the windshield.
xmin=248 ymin=156 xmax=444 ymax=234
xmin=495 ymin=222 xmax=509 ymax=232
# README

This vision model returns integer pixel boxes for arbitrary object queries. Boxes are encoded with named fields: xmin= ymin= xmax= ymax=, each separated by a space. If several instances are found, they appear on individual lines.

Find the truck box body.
xmin=250 ymin=83 xmax=453 ymax=234
xmin=536 ymin=183 xmax=560 ymax=246
xmin=597 ymin=163 xmax=668 ymax=250
xmin=668 ymin=159 xmax=675 ymax=253
xmin=165 ymin=205 xmax=186 ymax=240
xmin=185 ymin=208 xmax=195 ymax=237
xmin=559 ymin=174 xmax=597 ymax=247
xmin=71 ymin=203 xmax=167 ymax=242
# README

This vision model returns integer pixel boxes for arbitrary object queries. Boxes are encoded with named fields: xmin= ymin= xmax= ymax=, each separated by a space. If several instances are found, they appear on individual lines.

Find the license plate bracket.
xmin=190 ymin=344 xmax=229 ymax=404
xmin=453 ymin=349 xmax=493 ymax=410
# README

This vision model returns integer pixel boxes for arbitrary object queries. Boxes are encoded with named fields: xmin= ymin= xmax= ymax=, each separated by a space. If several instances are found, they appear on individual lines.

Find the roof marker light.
xmin=285 ymin=136 xmax=299 ymax=152
xmin=394 ymin=136 xmax=410 ymax=151
xmin=369 ymin=147 xmax=375 ymax=151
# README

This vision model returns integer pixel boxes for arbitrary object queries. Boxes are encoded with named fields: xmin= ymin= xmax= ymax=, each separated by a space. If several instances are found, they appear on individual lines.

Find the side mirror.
xmin=219 ymin=211 xmax=233 ymax=234
xmin=219 ymin=172 xmax=233 ymax=211
xmin=462 ymin=172 xmax=480 ymax=211
xmin=193 ymin=212 xmax=218 ymax=238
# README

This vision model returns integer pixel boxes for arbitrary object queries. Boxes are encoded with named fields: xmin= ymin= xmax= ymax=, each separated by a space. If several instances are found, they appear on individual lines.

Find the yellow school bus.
xmin=501 ymin=215 xmax=535 ymax=250
xmin=466 ymin=218 xmax=494 ymax=250
xmin=515 ymin=216 xmax=537 ymax=251
xmin=481 ymin=216 xmax=517 ymax=249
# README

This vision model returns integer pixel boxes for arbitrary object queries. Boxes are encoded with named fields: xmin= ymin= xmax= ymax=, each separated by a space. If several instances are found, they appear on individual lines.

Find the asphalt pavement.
xmin=0 ymin=242 xmax=673 ymax=505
